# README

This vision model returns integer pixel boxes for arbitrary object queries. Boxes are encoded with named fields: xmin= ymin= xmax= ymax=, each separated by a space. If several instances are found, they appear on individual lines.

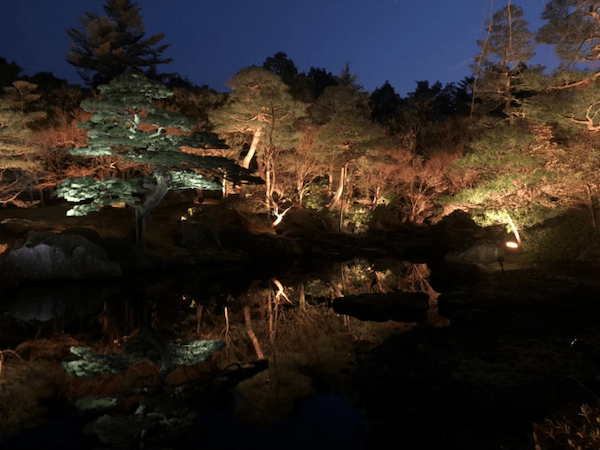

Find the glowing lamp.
xmin=505 ymin=241 xmax=519 ymax=249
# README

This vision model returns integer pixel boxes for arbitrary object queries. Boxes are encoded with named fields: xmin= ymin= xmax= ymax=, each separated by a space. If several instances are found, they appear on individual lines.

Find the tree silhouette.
xmin=370 ymin=80 xmax=402 ymax=124
xmin=262 ymin=52 xmax=299 ymax=86
xmin=0 ymin=55 xmax=24 ymax=89
xmin=66 ymin=0 xmax=172 ymax=87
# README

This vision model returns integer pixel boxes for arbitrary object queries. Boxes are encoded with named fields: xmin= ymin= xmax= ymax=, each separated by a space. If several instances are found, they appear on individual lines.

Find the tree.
xmin=0 ymin=55 xmax=24 ymax=88
xmin=437 ymin=120 xmax=561 ymax=237
xmin=67 ymin=0 xmax=172 ymax=87
xmin=335 ymin=63 xmax=362 ymax=91
xmin=209 ymin=66 xmax=306 ymax=222
xmin=262 ymin=52 xmax=299 ymax=86
xmin=54 ymin=70 xmax=254 ymax=250
xmin=537 ymin=0 xmax=600 ymax=65
xmin=306 ymin=67 xmax=338 ymax=98
xmin=210 ymin=67 xmax=306 ymax=170
xmin=370 ymin=80 xmax=402 ymax=124
xmin=0 ymin=82 xmax=46 ymax=206
xmin=473 ymin=4 xmax=536 ymax=120
xmin=310 ymin=85 xmax=385 ymax=210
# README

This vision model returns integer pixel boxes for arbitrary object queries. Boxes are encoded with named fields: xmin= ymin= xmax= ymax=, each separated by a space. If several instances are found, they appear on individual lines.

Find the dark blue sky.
xmin=1 ymin=0 xmax=557 ymax=96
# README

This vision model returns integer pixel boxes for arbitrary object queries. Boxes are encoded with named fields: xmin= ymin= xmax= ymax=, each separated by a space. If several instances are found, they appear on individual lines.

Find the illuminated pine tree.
xmin=54 ymin=70 xmax=256 ymax=250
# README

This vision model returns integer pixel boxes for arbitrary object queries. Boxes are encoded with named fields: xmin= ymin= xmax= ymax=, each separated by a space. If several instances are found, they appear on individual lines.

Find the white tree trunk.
xmin=242 ymin=128 xmax=262 ymax=169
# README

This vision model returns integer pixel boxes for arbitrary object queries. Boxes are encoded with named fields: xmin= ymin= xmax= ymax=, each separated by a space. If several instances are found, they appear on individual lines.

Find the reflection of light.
xmin=506 ymin=241 xmax=519 ymax=249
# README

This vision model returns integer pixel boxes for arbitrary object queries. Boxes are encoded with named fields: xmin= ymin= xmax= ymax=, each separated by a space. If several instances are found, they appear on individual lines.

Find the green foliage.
xmin=537 ymin=0 xmax=600 ymax=63
xmin=54 ymin=176 xmax=147 ymax=215
xmin=442 ymin=173 xmax=524 ymax=205
xmin=470 ymin=205 xmax=564 ymax=232
xmin=54 ymin=70 xmax=250 ymax=231
xmin=456 ymin=123 xmax=537 ymax=169
xmin=343 ymin=204 xmax=372 ymax=234
xmin=303 ymin=179 xmax=330 ymax=211
xmin=522 ymin=212 xmax=600 ymax=262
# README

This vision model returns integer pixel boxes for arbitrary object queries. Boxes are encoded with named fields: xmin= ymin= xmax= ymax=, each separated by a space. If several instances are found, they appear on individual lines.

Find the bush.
xmin=522 ymin=211 xmax=600 ymax=262
xmin=533 ymin=404 xmax=600 ymax=449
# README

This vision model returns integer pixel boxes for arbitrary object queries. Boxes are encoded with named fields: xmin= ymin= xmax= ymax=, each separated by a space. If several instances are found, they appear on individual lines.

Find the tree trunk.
xmin=242 ymin=128 xmax=262 ymax=169
xmin=244 ymin=306 xmax=264 ymax=360
xmin=328 ymin=164 xmax=347 ymax=211
xmin=134 ymin=170 xmax=170 ymax=253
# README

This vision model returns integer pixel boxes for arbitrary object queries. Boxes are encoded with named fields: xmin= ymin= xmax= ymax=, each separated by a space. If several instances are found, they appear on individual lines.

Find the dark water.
xmin=1 ymin=258 xmax=416 ymax=450
xmin=190 ymin=392 xmax=365 ymax=450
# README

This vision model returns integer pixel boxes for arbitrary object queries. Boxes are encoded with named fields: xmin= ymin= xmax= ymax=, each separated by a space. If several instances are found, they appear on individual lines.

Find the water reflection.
xmin=0 ymin=258 xmax=444 ymax=447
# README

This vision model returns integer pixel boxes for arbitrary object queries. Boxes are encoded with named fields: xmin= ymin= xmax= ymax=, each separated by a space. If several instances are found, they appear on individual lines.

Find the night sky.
xmin=1 ymin=0 xmax=557 ymax=95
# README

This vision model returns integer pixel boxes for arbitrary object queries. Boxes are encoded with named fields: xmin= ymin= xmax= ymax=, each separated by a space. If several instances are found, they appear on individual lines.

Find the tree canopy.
xmin=66 ymin=0 xmax=172 ymax=87
xmin=54 ymin=70 xmax=255 ymax=248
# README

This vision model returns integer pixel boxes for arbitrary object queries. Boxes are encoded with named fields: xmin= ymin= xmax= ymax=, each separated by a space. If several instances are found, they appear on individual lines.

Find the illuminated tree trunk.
xmin=328 ymin=164 xmax=347 ymax=211
xmin=133 ymin=170 xmax=170 ymax=252
xmin=242 ymin=128 xmax=262 ymax=169
xmin=244 ymin=306 xmax=264 ymax=360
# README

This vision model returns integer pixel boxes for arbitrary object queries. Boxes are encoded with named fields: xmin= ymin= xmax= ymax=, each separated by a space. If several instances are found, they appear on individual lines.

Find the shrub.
xmin=522 ymin=211 xmax=600 ymax=262
xmin=533 ymin=404 xmax=600 ymax=449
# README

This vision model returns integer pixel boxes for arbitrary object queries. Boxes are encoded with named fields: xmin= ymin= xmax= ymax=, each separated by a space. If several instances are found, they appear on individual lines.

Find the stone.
xmin=437 ymin=291 xmax=481 ymax=318
xmin=1 ymin=233 xmax=121 ymax=280
xmin=0 ymin=218 xmax=35 ymax=235
xmin=61 ymin=227 xmax=101 ymax=243
xmin=445 ymin=240 xmax=505 ymax=266
xmin=332 ymin=291 xmax=430 ymax=322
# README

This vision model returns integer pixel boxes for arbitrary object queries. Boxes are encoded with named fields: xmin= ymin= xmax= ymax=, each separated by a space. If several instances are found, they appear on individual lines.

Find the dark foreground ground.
xmin=351 ymin=262 xmax=600 ymax=450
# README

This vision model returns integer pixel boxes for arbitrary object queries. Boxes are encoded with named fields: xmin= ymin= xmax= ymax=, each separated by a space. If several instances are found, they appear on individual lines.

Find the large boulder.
xmin=444 ymin=240 xmax=505 ymax=266
xmin=1 ymin=233 xmax=121 ymax=280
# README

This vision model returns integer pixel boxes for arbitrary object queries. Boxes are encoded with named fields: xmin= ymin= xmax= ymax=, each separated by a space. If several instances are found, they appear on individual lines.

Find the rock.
xmin=445 ymin=240 xmax=505 ymax=266
xmin=1 ymin=233 xmax=121 ymax=280
xmin=433 ymin=210 xmax=487 ymax=251
xmin=174 ymin=221 xmax=220 ymax=247
xmin=23 ymin=230 xmax=57 ymax=247
xmin=332 ymin=291 xmax=430 ymax=322
xmin=61 ymin=227 xmax=101 ymax=243
xmin=0 ymin=217 xmax=36 ymax=235
xmin=96 ymin=236 xmax=137 ymax=266
xmin=437 ymin=291 xmax=481 ymax=318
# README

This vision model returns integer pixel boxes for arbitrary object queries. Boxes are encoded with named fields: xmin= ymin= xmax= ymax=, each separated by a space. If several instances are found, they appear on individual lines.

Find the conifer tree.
xmin=0 ymin=82 xmax=46 ymax=205
xmin=473 ymin=4 xmax=536 ymax=120
xmin=54 ymin=70 xmax=254 ymax=250
xmin=537 ymin=0 xmax=600 ymax=64
xmin=209 ymin=67 xmax=306 ymax=170
xmin=66 ymin=0 xmax=172 ymax=87
xmin=310 ymin=85 xmax=385 ymax=210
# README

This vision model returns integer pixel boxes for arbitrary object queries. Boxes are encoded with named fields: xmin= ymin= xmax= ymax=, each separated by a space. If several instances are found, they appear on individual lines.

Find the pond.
xmin=0 ymin=257 xmax=441 ymax=449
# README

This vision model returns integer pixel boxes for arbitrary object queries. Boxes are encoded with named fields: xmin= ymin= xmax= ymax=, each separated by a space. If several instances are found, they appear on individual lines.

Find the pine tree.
xmin=537 ymin=0 xmax=600 ymax=65
xmin=54 ymin=70 xmax=254 ymax=250
xmin=66 ymin=0 xmax=172 ymax=87
xmin=0 ymin=82 xmax=46 ymax=205
xmin=209 ymin=67 xmax=306 ymax=170
xmin=0 ymin=55 xmax=24 ymax=89
xmin=310 ymin=85 xmax=385 ymax=210
xmin=473 ymin=4 xmax=536 ymax=120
